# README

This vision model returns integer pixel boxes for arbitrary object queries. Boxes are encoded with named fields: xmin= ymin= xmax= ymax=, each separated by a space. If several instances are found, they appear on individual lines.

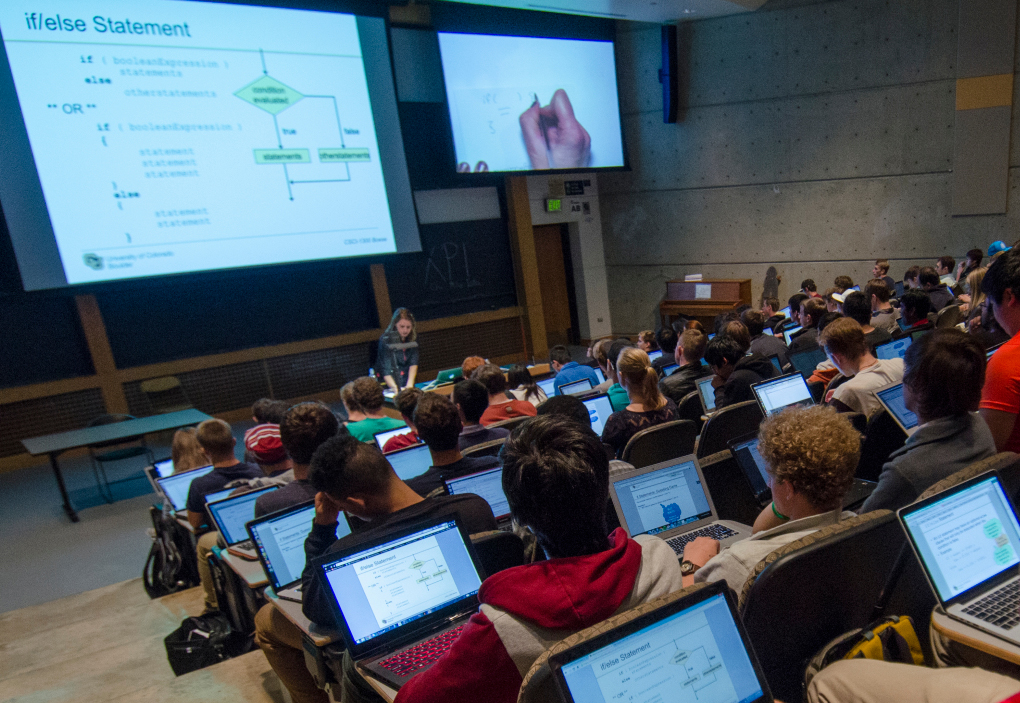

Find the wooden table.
xmin=931 ymin=605 xmax=1020 ymax=665
xmin=21 ymin=409 xmax=212 ymax=522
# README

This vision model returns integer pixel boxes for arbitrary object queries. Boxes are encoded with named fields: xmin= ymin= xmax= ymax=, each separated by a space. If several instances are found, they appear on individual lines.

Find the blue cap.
xmin=988 ymin=241 xmax=1012 ymax=257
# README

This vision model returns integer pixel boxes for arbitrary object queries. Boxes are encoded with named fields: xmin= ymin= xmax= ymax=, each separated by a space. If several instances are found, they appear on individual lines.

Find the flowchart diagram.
xmin=357 ymin=538 xmax=459 ymax=628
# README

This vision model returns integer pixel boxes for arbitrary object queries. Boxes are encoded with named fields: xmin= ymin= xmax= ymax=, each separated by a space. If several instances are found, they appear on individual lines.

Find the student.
xmin=460 ymin=355 xmax=486 ymax=382
xmin=381 ymin=388 xmax=422 ymax=453
xmin=704 ymin=335 xmax=778 ymax=409
xmin=243 ymin=423 xmax=292 ymax=478
xmin=936 ymin=255 xmax=956 ymax=286
xmin=506 ymin=363 xmax=547 ymax=405
xmin=833 ymin=275 xmax=854 ymax=292
xmin=893 ymin=289 xmax=934 ymax=339
xmin=170 ymin=427 xmax=208 ymax=474
xmin=902 ymin=265 xmax=920 ymax=290
xmin=660 ymin=328 xmax=710 ymax=405
xmin=957 ymin=248 xmax=983 ymax=283
xmin=862 ymin=330 xmax=996 ymax=512
xmin=254 ymin=434 xmax=497 ymax=703
xmin=185 ymin=419 xmax=261 ymax=531
xmin=251 ymin=397 xmax=289 ymax=425
xmin=605 ymin=339 xmax=635 ymax=411
xmin=841 ymin=291 xmax=892 ymax=350
xmin=377 ymin=308 xmax=419 ymax=392
xmin=473 ymin=363 xmax=538 ymax=424
xmin=453 ymin=379 xmax=510 ymax=451
xmin=920 ymin=266 xmax=955 ymax=311
xmin=653 ymin=327 xmax=679 ymax=377
xmin=819 ymin=318 xmax=904 ymax=416
xmin=761 ymin=296 xmax=785 ymax=332
xmin=342 ymin=377 xmax=405 ymax=443
xmin=980 ymin=248 xmax=1020 ymax=452
xmin=872 ymin=259 xmax=896 ymax=290
xmin=823 ymin=287 xmax=842 ymax=313
xmin=636 ymin=329 xmax=659 ymax=354
xmin=788 ymin=292 xmax=809 ymax=328
xmin=801 ymin=279 xmax=820 ymax=297
xmin=865 ymin=278 xmax=900 ymax=334
xmin=742 ymin=309 xmax=790 ymax=368
xmin=682 ymin=406 xmax=859 ymax=591
xmin=549 ymin=344 xmax=599 ymax=395
xmin=722 ymin=320 xmax=752 ymax=350
xmin=789 ymin=297 xmax=827 ymax=353
xmin=601 ymin=348 xmax=679 ymax=457
xmin=406 ymin=393 xmax=501 ymax=497
xmin=394 ymin=415 xmax=684 ymax=703
xmin=590 ymin=338 xmax=616 ymax=394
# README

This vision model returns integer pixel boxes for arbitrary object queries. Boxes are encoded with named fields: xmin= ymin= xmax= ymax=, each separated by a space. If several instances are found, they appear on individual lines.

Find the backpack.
xmin=143 ymin=505 xmax=200 ymax=598
xmin=163 ymin=613 xmax=248 ymax=676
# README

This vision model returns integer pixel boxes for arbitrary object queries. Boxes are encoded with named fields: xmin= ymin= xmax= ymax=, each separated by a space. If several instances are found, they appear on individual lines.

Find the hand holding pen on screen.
xmin=519 ymin=89 xmax=591 ymax=170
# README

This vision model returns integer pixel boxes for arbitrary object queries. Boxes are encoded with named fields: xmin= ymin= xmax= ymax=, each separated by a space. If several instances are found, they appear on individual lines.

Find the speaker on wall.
xmin=658 ymin=24 xmax=678 ymax=123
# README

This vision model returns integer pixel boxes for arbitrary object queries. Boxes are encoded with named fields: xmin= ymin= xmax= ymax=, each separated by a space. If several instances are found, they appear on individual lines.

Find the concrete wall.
xmin=601 ymin=0 xmax=1020 ymax=333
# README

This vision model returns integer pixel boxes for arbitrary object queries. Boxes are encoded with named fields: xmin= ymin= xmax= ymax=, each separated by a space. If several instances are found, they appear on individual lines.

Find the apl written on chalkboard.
xmin=423 ymin=242 xmax=481 ymax=294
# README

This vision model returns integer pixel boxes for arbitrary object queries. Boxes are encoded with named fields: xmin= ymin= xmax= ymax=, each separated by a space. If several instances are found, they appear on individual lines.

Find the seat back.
xmin=696 ymin=401 xmax=764 ymax=459
xmin=487 ymin=415 xmax=532 ymax=433
xmin=807 ymin=380 xmax=825 ymax=403
xmin=917 ymin=451 xmax=1020 ymax=502
xmin=855 ymin=408 xmax=907 ymax=481
xmin=469 ymin=531 xmax=525 ymax=579
xmin=699 ymin=451 xmax=764 ymax=525
xmin=844 ymin=412 xmax=867 ymax=436
xmin=461 ymin=438 xmax=506 ymax=459
xmin=621 ymin=420 xmax=699 ymax=468
xmin=675 ymin=390 xmax=705 ymax=430
xmin=935 ymin=303 xmax=963 ymax=329
xmin=139 ymin=376 xmax=193 ymax=414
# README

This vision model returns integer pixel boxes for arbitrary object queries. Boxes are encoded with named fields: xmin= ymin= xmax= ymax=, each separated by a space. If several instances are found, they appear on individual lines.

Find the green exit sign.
xmin=545 ymin=198 xmax=562 ymax=212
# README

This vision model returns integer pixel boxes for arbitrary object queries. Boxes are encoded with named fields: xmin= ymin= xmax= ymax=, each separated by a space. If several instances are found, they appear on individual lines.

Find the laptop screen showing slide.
xmin=376 ymin=427 xmax=415 ymax=452
xmin=445 ymin=467 xmax=509 ymax=521
xmin=552 ymin=585 xmax=770 ymax=703
xmin=249 ymin=502 xmax=352 ymax=592
xmin=560 ymin=378 xmax=593 ymax=396
xmin=751 ymin=373 xmax=814 ymax=416
xmin=206 ymin=486 xmax=279 ymax=546
xmin=537 ymin=377 xmax=557 ymax=397
xmin=593 ymin=367 xmax=607 ymax=385
xmin=156 ymin=465 xmax=214 ymax=512
xmin=876 ymin=337 xmax=911 ymax=361
xmin=874 ymin=382 xmax=919 ymax=435
xmin=153 ymin=458 xmax=175 ymax=478
xmin=611 ymin=459 xmax=713 ymax=537
xmin=696 ymin=375 xmax=716 ymax=413
xmin=385 ymin=443 xmax=432 ymax=481
xmin=782 ymin=326 xmax=802 ymax=346
xmin=320 ymin=519 xmax=483 ymax=655
xmin=582 ymin=394 xmax=615 ymax=436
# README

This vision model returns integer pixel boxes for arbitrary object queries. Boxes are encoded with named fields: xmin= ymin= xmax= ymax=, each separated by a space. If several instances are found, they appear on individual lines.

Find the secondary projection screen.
xmin=0 ymin=1 xmax=420 ymax=290
xmin=437 ymin=32 xmax=624 ymax=173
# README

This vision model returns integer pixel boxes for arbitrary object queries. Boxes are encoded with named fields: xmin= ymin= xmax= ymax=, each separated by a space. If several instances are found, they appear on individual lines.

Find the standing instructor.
xmin=377 ymin=308 xmax=419 ymax=392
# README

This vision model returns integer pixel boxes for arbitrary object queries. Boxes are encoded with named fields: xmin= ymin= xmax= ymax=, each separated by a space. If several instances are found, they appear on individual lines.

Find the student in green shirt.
xmin=606 ymin=339 xmax=635 ymax=412
xmin=342 ymin=377 xmax=405 ymax=443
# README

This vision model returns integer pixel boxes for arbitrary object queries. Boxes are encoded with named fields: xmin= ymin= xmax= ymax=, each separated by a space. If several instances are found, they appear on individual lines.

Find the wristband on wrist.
xmin=771 ymin=501 xmax=790 ymax=521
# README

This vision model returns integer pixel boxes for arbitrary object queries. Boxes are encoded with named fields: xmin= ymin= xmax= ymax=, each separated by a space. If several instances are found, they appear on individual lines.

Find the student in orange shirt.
xmin=980 ymin=247 xmax=1020 ymax=452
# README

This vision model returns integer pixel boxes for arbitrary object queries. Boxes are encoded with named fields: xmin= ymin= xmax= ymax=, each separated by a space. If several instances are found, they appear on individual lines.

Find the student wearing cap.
xmin=243 ymin=423 xmax=293 ymax=478
xmin=989 ymin=240 xmax=1013 ymax=259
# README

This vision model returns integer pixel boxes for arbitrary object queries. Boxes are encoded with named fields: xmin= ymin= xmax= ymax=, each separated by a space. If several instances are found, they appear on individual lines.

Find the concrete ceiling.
xmin=436 ymin=0 xmax=765 ymax=23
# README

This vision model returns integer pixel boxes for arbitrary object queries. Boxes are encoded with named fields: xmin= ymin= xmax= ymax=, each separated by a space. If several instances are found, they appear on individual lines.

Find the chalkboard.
xmin=0 ymin=296 xmax=94 ymax=388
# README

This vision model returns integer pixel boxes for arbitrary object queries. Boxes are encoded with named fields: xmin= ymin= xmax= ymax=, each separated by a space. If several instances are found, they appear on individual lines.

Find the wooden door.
xmin=533 ymin=224 xmax=574 ymax=348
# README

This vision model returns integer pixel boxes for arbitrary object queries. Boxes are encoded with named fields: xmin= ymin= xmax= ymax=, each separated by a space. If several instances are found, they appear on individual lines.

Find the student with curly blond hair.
xmin=680 ymin=405 xmax=860 ymax=590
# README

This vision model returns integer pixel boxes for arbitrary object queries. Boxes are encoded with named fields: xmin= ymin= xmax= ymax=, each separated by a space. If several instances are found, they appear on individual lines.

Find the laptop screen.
xmin=203 ymin=487 xmax=237 ymax=506
xmin=779 ymin=306 xmax=790 ymax=319
xmin=647 ymin=350 xmax=663 ymax=362
xmin=560 ymin=378 xmax=594 ymax=396
xmin=153 ymin=458 xmax=175 ymax=478
xmin=696 ymin=376 xmax=716 ymax=412
xmin=782 ymin=325 xmax=802 ymax=346
xmin=557 ymin=592 xmax=765 ymax=703
xmin=250 ymin=503 xmax=351 ymax=590
xmin=768 ymin=355 xmax=782 ymax=373
xmin=988 ymin=342 xmax=1005 ymax=360
xmin=594 ymin=367 xmax=607 ymax=384
xmin=894 ymin=281 xmax=905 ymax=298
xmin=789 ymin=346 xmax=825 ymax=376
xmin=752 ymin=374 xmax=814 ymax=416
xmin=537 ymin=377 xmax=557 ymax=397
xmin=731 ymin=436 xmax=769 ymax=499
xmin=661 ymin=363 xmax=679 ymax=377
xmin=583 ymin=394 xmax=615 ymax=436
xmin=445 ymin=467 xmax=509 ymax=520
xmin=901 ymin=475 xmax=1020 ymax=602
xmin=875 ymin=383 xmax=918 ymax=432
xmin=897 ymin=316 xmax=910 ymax=332
xmin=612 ymin=460 xmax=713 ymax=537
xmin=156 ymin=465 xmax=214 ymax=511
xmin=875 ymin=337 xmax=911 ymax=360
xmin=386 ymin=444 xmax=432 ymax=481
xmin=322 ymin=519 xmax=483 ymax=646
xmin=376 ymin=426 xmax=415 ymax=452
xmin=207 ymin=486 xmax=279 ymax=545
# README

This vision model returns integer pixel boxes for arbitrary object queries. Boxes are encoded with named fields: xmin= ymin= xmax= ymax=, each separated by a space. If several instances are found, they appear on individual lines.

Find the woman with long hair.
xmin=601 ymin=347 xmax=678 ymax=457
xmin=170 ymin=427 xmax=208 ymax=474
xmin=506 ymin=363 xmax=547 ymax=405
xmin=377 ymin=308 xmax=419 ymax=392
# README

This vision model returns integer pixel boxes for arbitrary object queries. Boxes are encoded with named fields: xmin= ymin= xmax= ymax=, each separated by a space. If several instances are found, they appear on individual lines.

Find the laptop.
xmin=609 ymin=456 xmax=751 ymax=558
xmin=875 ymin=337 xmax=911 ymax=361
xmin=375 ymin=426 xmax=417 ymax=452
xmin=144 ymin=457 xmax=175 ymax=494
xmin=560 ymin=378 xmax=594 ymax=396
xmin=593 ymin=367 xmax=607 ymax=385
xmin=434 ymin=367 xmax=462 ymax=385
xmin=767 ymin=354 xmax=783 ymax=373
xmin=661 ymin=362 xmax=679 ymax=377
xmin=763 ymin=326 xmax=774 ymax=336
xmin=551 ymin=581 xmax=773 ymax=703
xmin=248 ymin=500 xmax=352 ymax=602
xmin=988 ymin=341 xmax=1005 ymax=359
xmin=894 ymin=280 xmax=905 ymax=298
xmin=788 ymin=346 xmax=826 ymax=377
xmin=647 ymin=349 xmax=663 ymax=362
xmin=155 ymin=464 xmax=214 ymax=512
xmin=582 ymin=394 xmax=615 ymax=436
xmin=751 ymin=373 xmax=814 ymax=417
xmin=898 ymin=473 xmax=1020 ymax=646
xmin=874 ymin=382 xmax=919 ymax=436
xmin=385 ymin=443 xmax=433 ymax=481
xmin=695 ymin=375 xmax=717 ymax=414
xmin=537 ymin=377 xmax=557 ymax=397
xmin=897 ymin=316 xmax=910 ymax=332
xmin=707 ymin=333 xmax=716 ymax=341
xmin=206 ymin=485 xmax=280 ymax=559
xmin=782 ymin=325 xmax=803 ymax=346
xmin=202 ymin=486 xmax=238 ymax=506
xmin=318 ymin=518 xmax=484 ymax=688
xmin=445 ymin=467 xmax=510 ymax=528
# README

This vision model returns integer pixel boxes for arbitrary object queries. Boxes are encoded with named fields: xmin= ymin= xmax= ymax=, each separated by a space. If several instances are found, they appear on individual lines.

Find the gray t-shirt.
xmin=254 ymin=479 xmax=318 ymax=518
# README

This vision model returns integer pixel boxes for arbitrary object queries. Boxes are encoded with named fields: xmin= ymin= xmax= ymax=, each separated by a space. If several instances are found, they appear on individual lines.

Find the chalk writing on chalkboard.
xmin=423 ymin=242 xmax=482 ymax=295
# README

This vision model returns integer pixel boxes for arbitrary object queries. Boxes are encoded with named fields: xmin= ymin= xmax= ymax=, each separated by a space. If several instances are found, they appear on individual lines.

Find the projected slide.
xmin=0 ymin=1 xmax=407 ymax=285
xmin=437 ymin=33 xmax=624 ymax=172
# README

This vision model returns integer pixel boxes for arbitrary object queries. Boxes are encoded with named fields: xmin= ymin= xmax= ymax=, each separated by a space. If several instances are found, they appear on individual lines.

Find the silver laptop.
xmin=445 ymin=466 xmax=510 ymax=528
xmin=899 ymin=473 xmax=1020 ymax=646
xmin=751 ymin=373 xmax=815 ymax=417
xmin=560 ymin=377 xmax=594 ymax=396
xmin=695 ymin=375 xmax=717 ymax=415
xmin=582 ymin=393 xmax=614 ymax=436
xmin=247 ymin=501 xmax=352 ymax=602
xmin=206 ymin=485 xmax=280 ymax=560
xmin=385 ymin=443 xmax=433 ymax=481
xmin=155 ymin=464 xmax=214 ymax=513
xmin=609 ymin=456 xmax=751 ymax=558
xmin=144 ymin=457 xmax=175 ymax=494
xmin=537 ymin=377 xmax=557 ymax=397
xmin=874 ymin=382 xmax=919 ymax=436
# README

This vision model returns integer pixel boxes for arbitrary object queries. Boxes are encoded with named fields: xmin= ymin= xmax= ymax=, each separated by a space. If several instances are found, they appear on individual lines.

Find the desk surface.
xmin=222 ymin=551 xmax=269 ymax=588
xmin=931 ymin=605 xmax=1020 ymax=665
xmin=21 ymin=409 xmax=211 ymax=455
xmin=264 ymin=588 xmax=341 ymax=647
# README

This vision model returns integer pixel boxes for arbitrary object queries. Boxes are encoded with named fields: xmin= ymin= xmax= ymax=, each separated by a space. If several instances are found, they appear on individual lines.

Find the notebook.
xmin=560 ymin=378 xmax=594 ymax=396
xmin=899 ymin=473 xmax=1020 ymax=646
xmin=788 ymin=346 xmax=826 ymax=377
xmin=551 ymin=581 xmax=772 ymax=703
xmin=375 ymin=426 xmax=417 ymax=452
xmin=206 ymin=485 xmax=280 ymax=559
xmin=318 ymin=518 xmax=484 ymax=688
xmin=582 ymin=394 xmax=615 ymax=436
xmin=155 ymin=464 xmax=215 ymax=512
xmin=782 ymin=325 xmax=803 ymax=346
xmin=537 ymin=377 xmax=557 ymax=397
xmin=445 ymin=467 xmax=510 ymax=526
xmin=695 ymin=375 xmax=717 ymax=415
xmin=144 ymin=457 xmax=174 ymax=495
xmin=874 ymin=382 xmax=919 ymax=436
xmin=661 ymin=362 xmax=679 ymax=377
xmin=647 ymin=350 xmax=663 ymax=362
xmin=248 ymin=500 xmax=352 ymax=602
xmin=751 ymin=373 xmax=814 ymax=416
xmin=875 ymin=337 xmax=911 ymax=361
xmin=385 ymin=443 xmax=433 ymax=481
xmin=779 ymin=306 xmax=790 ymax=319
xmin=609 ymin=456 xmax=751 ymax=558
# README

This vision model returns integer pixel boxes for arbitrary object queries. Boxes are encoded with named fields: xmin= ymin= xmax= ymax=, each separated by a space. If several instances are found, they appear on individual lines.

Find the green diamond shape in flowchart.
xmin=235 ymin=75 xmax=303 ymax=115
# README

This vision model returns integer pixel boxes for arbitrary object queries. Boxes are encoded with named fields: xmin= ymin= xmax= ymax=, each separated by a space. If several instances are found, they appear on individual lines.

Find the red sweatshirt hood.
xmin=478 ymin=528 xmax=641 ymax=630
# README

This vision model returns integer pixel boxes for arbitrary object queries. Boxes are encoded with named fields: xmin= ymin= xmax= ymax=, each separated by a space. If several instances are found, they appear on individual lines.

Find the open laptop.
xmin=537 ymin=377 xmax=557 ymax=397
xmin=248 ymin=500 xmax=352 ymax=602
xmin=560 ymin=378 xmax=594 ymax=396
xmin=661 ymin=362 xmax=679 ymax=377
xmin=551 ymin=580 xmax=773 ymax=703
xmin=897 ymin=316 xmax=910 ymax=332
xmin=788 ymin=346 xmax=826 ymax=377
xmin=779 ymin=305 xmax=790 ymax=319
xmin=647 ymin=349 xmax=663 ymax=362
xmin=434 ymin=367 xmax=462 ymax=385
xmin=155 ymin=464 xmax=214 ymax=512
xmin=894 ymin=280 xmax=905 ymax=298
xmin=782 ymin=325 xmax=803 ymax=346
xmin=695 ymin=375 xmax=717 ymax=415
xmin=202 ymin=486 xmax=238 ymax=506
xmin=609 ymin=456 xmax=751 ymax=558
xmin=445 ymin=467 xmax=510 ymax=528
xmin=593 ymin=367 xmax=607 ymax=385
xmin=318 ymin=518 xmax=484 ymax=688
xmin=144 ymin=457 xmax=175 ymax=494
xmin=875 ymin=336 xmax=911 ymax=361
xmin=582 ymin=394 xmax=615 ymax=436
xmin=899 ymin=473 xmax=1020 ymax=646
xmin=874 ymin=382 xmax=919 ymax=436
xmin=988 ymin=341 xmax=1005 ymax=360
xmin=385 ymin=443 xmax=433 ymax=481
xmin=206 ymin=485 xmax=280 ymax=559
xmin=767 ymin=354 xmax=783 ymax=374
xmin=375 ymin=426 xmax=417 ymax=452
xmin=751 ymin=373 xmax=814 ymax=417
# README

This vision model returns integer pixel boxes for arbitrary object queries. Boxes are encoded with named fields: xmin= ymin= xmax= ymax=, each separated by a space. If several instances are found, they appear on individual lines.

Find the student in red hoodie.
xmin=392 ymin=414 xmax=684 ymax=703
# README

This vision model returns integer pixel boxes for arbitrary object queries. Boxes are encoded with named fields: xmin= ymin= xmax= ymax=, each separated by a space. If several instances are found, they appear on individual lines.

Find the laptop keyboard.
xmin=665 ymin=524 xmax=738 ymax=555
xmin=377 ymin=625 xmax=465 ymax=678
xmin=963 ymin=580 xmax=1020 ymax=630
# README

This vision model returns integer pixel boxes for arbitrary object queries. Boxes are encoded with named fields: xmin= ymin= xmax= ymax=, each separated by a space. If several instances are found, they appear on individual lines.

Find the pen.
xmin=532 ymin=92 xmax=553 ymax=168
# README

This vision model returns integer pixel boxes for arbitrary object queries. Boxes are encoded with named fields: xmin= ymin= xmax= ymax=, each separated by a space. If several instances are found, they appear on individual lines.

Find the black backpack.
xmin=163 ymin=613 xmax=248 ymax=675
xmin=143 ymin=505 xmax=200 ymax=598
